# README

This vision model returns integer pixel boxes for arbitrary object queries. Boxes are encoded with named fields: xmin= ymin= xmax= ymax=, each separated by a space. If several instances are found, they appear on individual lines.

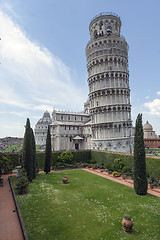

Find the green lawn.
xmin=12 ymin=170 xmax=160 ymax=240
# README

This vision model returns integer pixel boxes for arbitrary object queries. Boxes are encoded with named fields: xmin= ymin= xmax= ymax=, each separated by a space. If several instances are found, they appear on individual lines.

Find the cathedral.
xmin=35 ymin=13 xmax=134 ymax=153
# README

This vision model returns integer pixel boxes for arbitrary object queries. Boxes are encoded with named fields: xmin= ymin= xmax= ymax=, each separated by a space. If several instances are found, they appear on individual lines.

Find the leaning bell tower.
xmin=85 ymin=13 xmax=133 ymax=153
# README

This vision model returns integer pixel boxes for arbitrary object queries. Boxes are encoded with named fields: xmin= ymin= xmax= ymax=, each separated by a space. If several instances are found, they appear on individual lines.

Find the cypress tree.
xmin=44 ymin=126 xmax=51 ymax=174
xmin=22 ymin=118 xmax=33 ymax=181
xmin=133 ymin=114 xmax=148 ymax=195
xmin=31 ymin=128 xmax=36 ymax=179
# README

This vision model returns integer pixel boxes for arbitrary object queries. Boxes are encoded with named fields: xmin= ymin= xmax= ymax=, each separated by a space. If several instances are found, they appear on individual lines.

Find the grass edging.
xmin=8 ymin=176 xmax=29 ymax=240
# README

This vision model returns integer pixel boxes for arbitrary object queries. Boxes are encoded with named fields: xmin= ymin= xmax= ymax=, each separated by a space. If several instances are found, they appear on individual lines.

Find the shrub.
xmin=58 ymin=151 xmax=73 ymax=164
xmin=0 ymin=155 xmax=14 ymax=173
xmin=122 ymin=166 xmax=132 ymax=173
xmin=114 ymin=158 xmax=125 ymax=170
xmin=105 ymin=163 xmax=112 ymax=170
xmin=109 ymin=163 xmax=119 ymax=171
xmin=16 ymin=169 xmax=29 ymax=195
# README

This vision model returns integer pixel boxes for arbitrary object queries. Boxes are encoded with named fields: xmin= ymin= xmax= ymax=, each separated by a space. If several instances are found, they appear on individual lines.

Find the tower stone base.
xmin=91 ymin=137 xmax=133 ymax=153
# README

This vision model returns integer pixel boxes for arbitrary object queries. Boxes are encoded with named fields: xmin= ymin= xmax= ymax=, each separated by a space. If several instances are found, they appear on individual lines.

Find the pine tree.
xmin=44 ymin=126 xmax=51 ymax=174
xmin=22 ymin=118 xmax=33 ymax=181
xmin=133 ymin=114 xmax=148 ymax=195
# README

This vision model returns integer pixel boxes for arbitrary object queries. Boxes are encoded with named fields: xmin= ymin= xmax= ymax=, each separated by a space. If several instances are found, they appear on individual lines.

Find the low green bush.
xmin=122 ymin=166 xmax=132 ymax=173
xmin=16 ymin=168 xmax=29 ymax=195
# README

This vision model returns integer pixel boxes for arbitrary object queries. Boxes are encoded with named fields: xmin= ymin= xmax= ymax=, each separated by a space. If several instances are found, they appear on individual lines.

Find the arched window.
xmin=106 ymin=26 xmax=112 ymax=35
xmin=115 ymin=22 xmax=118 ymax=31
xmin=94 ymin=30 xmax=98 ymax=39
xmin=100 ymin=22 xmax=103 ymax=30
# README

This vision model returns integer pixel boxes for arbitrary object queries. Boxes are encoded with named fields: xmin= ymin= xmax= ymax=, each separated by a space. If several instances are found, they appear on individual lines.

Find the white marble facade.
xmin=35 ymin=13 xmax=133 ymax=153
xmin=35 ymin=111 xmax=52 ymax=146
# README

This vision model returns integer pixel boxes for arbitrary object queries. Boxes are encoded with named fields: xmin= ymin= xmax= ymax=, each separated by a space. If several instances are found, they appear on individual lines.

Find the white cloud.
xmin=144 ymin=98 xmax=160 ymax=116
xmin=0 ymin=10 xmax=87 ymax=112
xmin=34 ymin=105 xmax=53 ymax=112
xmin=0 ymin=9 xmax=88 ymax=137
xmin=157 ymin=91 xmax=160 ymax=96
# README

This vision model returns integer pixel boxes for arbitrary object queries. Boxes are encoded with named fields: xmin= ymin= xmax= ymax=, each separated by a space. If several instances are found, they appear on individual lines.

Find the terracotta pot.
xmin=122 ymin=175 xmax=126 ymax=180
xmin=122 ymin=217 xmax=133 ymax=233
xmin=63 ymin=176 xmax=68 ymax=184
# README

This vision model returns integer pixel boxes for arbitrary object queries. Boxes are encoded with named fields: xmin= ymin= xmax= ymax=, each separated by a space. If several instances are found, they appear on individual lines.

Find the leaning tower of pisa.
xmin=85 ymin=13 xmax=133 ymax=153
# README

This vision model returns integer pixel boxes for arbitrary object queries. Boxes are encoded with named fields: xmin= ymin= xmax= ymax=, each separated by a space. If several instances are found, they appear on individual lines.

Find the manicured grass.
xmin=11 ymin=170 xmax=160 ymax=240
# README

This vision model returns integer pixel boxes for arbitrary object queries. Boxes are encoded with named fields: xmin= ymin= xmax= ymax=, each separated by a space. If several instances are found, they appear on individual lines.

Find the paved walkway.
xmin=83 ymin=168 xmax=160 ymax=197
xmin=0 ymin=174 xmax=24 ymax=240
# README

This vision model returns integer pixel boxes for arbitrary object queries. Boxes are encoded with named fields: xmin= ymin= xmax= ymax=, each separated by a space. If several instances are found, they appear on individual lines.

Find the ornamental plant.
xmin=44 ymin=126 xmax=52 ymax=174
xmin=112 ymin=171 xmax=120 ymax=177
xmin=16 ymin=168 xmax=29 ymax=195
xmin=133 ymin=114 xmax=148 ymax=195
xmin=58 ymin=151 xmax=73 ymax=165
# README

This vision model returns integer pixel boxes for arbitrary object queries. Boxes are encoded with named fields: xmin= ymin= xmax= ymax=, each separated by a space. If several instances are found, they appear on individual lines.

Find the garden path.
xmin=0 ymin=174 xmax=24 ymax=240
xmin=83 ymin=168 xmax=160 ymax=198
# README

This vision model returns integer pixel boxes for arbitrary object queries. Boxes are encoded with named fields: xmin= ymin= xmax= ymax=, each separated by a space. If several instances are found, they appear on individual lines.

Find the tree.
xmin=31 ymin=128 xmax=36 ymax=179
xmin=133 ymin=114 xmax=148 ymax=195
xmin=44 ymin=126 xmax=51 ymax=174
xmin=22 ymin=118 xmax=36 ymax=181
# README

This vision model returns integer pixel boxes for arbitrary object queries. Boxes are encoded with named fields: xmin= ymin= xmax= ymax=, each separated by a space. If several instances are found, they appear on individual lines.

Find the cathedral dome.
xmin=143 ymin=121 xmax=153 ymax=131
xmin=37 ymin=111 xmax=52 ymax=125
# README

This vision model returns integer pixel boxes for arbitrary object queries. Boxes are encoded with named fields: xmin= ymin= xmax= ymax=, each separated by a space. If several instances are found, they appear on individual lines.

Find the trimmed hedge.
xmin=36 ymin=150 xmax=91 ymax=170
xmin=91 ymin=151 xmax=133 ymax=167
xmin=0 ymin=153 xmax=20 ymax=167
xmin=146 ymin=157 xmax=160 ymax=177
xmin=2 ymin=150 xmax=160 ymax=177
xmin=91 ymin=150 xmax=160 ymax=177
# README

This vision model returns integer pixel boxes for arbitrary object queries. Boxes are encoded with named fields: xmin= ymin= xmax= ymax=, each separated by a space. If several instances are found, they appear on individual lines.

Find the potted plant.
xmin=63 ymin=176 xmax=68 ymax=184
xmin=122 ymin=214 xmax=133 ymax=233
xmin=121 ymin=174 xmax=126 ymax=180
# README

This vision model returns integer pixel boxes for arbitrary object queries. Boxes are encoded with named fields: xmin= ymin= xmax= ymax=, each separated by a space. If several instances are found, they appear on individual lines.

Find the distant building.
xmin=34 ymin=111 xmax=52 ymax=145
xmin=143 ymin=121 xmax=155 ymax=138
xmin=0 ymin=137 xmax=23 ymax=146
xmin=143 ymin=121 xmax=160 ymax=148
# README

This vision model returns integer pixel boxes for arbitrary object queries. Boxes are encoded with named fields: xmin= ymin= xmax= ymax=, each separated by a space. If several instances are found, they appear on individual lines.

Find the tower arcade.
xmin=85 ymin=13 xmax=133 ymax=152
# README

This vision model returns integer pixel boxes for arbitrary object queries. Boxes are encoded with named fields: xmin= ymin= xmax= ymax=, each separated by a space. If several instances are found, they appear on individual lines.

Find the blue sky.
xmin=0 ymin=0 xmax=160 ymax=138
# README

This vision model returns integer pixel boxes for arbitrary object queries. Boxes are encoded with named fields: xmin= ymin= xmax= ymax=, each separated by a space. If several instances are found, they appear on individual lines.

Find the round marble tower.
xmin=85 ymin=13 xmax=133 ymax=153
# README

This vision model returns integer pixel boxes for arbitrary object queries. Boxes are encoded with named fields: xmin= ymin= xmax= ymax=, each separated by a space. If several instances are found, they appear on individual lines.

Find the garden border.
xmin=8 ymin=176 xmax=29 ymax=240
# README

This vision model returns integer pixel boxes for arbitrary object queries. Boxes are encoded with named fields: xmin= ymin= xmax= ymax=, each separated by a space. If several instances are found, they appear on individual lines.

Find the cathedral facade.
xmin=35 ymin=13 xmax=133 ymax=153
